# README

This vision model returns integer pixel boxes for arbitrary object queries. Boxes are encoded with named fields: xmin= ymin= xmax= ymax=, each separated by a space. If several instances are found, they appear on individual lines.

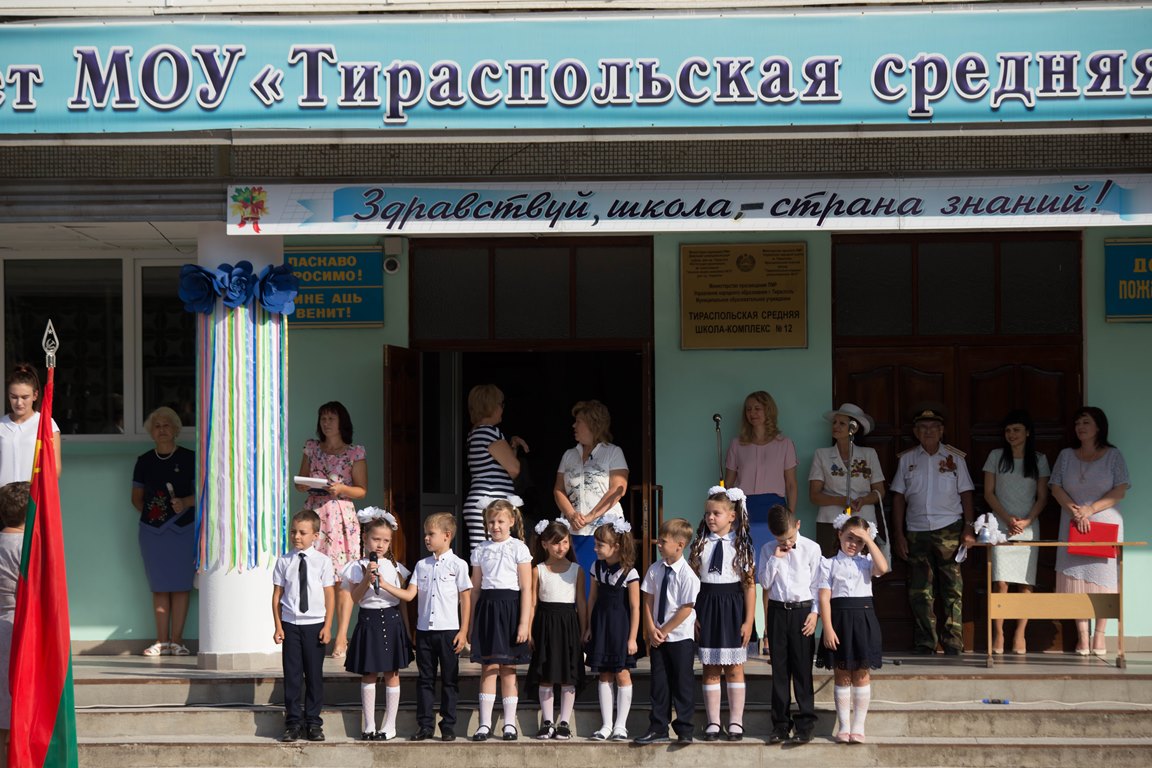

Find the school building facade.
xmin=1 ymin=1 xmax=1150 ymax=662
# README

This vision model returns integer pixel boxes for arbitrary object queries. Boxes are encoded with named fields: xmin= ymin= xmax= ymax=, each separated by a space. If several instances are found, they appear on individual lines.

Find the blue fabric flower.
xmin=178 ymin=264 xmax=222 ymax=314
xmin=219 ymin=261 xmax=257 ymax=309
xmin=257 ymin=263 xmax=299 ymax=315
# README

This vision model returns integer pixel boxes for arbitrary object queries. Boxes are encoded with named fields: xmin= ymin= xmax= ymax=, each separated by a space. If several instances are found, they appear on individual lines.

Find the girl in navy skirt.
xmin=688 ymin=486 xmax=757 ymax=741
xmin=816 ymin=514 xmax=890 ymax=744
xmin=528 ymin=518 xmax=587 ymax=740
xmin=470 ymin=496 xmax=533 ymax=741
xmin=583 ymin=518 xmax=640 ymax=741
xmin=343 ymin=508 xmax=413 ymax=741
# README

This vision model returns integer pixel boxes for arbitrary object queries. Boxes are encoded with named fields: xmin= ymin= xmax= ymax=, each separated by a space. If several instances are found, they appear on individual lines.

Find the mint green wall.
xmin=1083 ymin=228 xmax=1151 ymax=637
xmin=63 ymin=441 xmax=196 ymax=644
xmin=62 ymin=229 xmax=1152 ymax=642
xmin=284 ymin=238 xmax=410 ymax=516
xmin=653 ymin=232 xmax=833 ymax=528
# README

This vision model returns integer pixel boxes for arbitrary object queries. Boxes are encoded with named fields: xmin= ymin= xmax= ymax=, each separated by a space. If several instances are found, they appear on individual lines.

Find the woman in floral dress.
xmin=295 ymin=401 xmax=368 ymax=658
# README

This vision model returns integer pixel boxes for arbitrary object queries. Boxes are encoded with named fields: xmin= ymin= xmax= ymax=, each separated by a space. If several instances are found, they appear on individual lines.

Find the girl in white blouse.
xmin=470 ymin=497 xmax=533 ymax=741
xmin=342 ymin=509 xmax=412 ymax=741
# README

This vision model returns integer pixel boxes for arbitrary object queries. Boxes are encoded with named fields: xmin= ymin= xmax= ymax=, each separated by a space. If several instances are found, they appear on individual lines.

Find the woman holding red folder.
xmin=1049 ymin=407 xmax=1130 ymax=657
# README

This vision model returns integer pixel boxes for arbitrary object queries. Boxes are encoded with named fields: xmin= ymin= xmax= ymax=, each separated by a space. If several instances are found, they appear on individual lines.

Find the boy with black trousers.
xmin=635 ymin=517 xmax=701 ymax=744
xmin=272 ymin=509 xmax=335 ymax=742
xmin=758 ymin=504 xmax=821 ymax=743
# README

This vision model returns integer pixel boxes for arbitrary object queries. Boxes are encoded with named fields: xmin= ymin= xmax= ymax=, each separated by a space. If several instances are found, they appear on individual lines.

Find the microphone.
xmin=712 ymin=413 xmax=722 ymax=426
xmin=368 ymin=552 xmax=380 ymax=594
xmin=848 ymin=420 xmax=859 ymax=436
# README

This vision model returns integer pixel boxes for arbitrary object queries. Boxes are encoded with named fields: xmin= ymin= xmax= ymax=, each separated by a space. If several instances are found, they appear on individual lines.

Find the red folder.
xmin=1067 ymin=521 xmax=1119 ymax=558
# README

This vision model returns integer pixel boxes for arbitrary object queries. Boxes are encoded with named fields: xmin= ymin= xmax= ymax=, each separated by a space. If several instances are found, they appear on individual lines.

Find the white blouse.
xmin=536 ymin=562 xmax=580 ymax=603
xmin=471 ymin=537 xmax=532 ymax=590
xmin=816 ymin=551 xmax=876 ymax=599
xmin=342 ymin=558 xmax=410 ymax=609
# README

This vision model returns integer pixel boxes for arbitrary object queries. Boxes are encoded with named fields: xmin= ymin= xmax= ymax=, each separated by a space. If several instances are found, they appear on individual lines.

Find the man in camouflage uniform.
xmin=890 ymin=408 xmax=976 ymax=655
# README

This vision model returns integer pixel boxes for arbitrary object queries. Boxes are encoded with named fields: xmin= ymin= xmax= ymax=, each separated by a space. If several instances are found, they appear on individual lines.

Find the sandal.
xmin=502 ymin=724 xmax=518 ymax=741
xmin=472 ymin=725 xmax=492 ymax=742
xmin=142 ymin=642 xmax=167 ymax=657
xmin=166 ymin=643 xmax=191 ymax=656
xmin=331 ymin=643 xmax=347 ymax=660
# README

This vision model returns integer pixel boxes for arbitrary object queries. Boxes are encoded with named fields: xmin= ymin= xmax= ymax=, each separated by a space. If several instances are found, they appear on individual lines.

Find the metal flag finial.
xmin=42 ymin=319 xmax=59 ymax=369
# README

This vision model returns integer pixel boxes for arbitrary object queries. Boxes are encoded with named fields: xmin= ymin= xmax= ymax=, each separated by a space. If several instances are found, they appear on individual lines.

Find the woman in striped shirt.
xmin=464 ymin=384 xmax=529 ymax=551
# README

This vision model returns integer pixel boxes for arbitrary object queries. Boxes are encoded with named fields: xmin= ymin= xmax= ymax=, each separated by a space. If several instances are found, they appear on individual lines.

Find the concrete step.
xmin=72 ymin=650 xmax=1152 ymax=705
xmin=76 ymin=737 xmax=1152 ymax=768
xmin=75 ymin=703 xmax=1152 ymax=740
xmin=72 ymin=654 xmax=1152 ymax=768
xmin=74 ymin=669 xmax=1152 ymax=708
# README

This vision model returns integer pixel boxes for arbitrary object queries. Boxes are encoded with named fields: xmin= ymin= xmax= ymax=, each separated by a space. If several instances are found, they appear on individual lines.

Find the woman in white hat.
xmin=808 ymin=404 xmax=886 ymax=557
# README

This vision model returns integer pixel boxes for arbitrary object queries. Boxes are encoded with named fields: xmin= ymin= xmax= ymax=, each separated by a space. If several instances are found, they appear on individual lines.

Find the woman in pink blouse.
xmin=723 ymin=390 xmax=798 ymax=572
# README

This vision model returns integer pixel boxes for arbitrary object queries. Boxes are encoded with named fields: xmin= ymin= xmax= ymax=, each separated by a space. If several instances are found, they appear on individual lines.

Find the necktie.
xmin=657 ymin=563 xmax=672 ymax=623
xmin=708 ymin=536 xmax=724 ymax=575
xmin=298 ymin=553 xmax=309 ymax=613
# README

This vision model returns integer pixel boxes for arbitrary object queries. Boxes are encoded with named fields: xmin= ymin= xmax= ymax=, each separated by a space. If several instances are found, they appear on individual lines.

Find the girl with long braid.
xmin=688 ymin=486 xmax=756 ymax=741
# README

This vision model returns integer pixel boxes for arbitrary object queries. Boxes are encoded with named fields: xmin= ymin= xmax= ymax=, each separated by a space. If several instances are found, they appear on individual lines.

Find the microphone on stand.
xmin=713 ymin=413 xmax=725 ymax=486
xmin=368 ymin=551 xmax=380 ymax=594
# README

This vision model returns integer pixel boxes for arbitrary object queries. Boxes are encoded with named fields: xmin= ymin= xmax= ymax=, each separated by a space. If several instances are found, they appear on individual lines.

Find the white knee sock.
xmin=727 ymin=681 xmax=746 ymax=729
xmin=538 ymin=685 xmax=555 ymax=723
xmin=598 ymin=681 xmax=614 ymax=732
xmin=478 ymin=692 xmax=496 ymax=729
xmin=559 ymin=685 xmax=576 ymax=724
xmin=613 ymin=685 xmax=633 ymax=734
xmin=502 ymin=696 xmax=519 ymax=732
xmin=360 ymin=683 xmax=377 ymax=733
xmin=851 ymin=685 xmax=871 ymax=735
xmin=382 ymin=686 xmax=400 ymax=737
xmin=703 ymin=684 xmax=722 ymax=732
xmin=834 ymin=685 xmax=852 ymax=735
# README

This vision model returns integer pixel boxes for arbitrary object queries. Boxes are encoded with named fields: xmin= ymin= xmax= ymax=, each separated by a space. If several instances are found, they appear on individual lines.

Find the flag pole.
xmin=42 ymin=318 xmax=59 ymax=370
xmin=8 ymin=318 xmax=78 ymax=768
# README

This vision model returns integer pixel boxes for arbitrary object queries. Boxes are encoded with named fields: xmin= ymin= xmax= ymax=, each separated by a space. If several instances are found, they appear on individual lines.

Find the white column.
xmin=196 ymin=222 xmax=287 ymax=670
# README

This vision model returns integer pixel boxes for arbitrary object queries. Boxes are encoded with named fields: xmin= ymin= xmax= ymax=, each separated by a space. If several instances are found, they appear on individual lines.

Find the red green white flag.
xmin=8 ymin=365 xmax=78 ymax=768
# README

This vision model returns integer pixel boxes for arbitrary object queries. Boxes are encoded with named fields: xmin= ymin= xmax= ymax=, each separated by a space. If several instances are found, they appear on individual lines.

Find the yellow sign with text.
xmin=681 ymin=243 xmax=807 ymax=350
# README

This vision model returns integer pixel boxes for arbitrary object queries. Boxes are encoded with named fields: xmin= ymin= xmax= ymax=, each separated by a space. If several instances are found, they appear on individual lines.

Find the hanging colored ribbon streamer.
xmin=195 ymin=300 xmax=289 ymax=571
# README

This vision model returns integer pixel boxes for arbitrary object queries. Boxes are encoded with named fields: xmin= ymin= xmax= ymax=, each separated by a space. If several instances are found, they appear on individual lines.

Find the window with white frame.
xmin=2 ymin=257 xmax=195 ymax=436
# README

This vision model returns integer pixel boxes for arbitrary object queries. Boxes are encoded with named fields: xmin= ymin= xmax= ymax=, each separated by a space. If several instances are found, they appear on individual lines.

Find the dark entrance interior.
xmin=460 ymin=349 xmax=646 ymax=539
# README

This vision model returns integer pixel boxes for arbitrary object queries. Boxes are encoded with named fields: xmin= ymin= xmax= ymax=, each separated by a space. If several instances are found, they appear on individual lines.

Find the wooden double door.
xmin=833 ymin=343 xmax=1082 ymax=652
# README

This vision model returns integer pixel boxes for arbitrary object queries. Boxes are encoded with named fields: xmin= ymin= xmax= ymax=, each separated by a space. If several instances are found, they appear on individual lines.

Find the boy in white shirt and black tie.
xmin=635 ymin=518 xmax=700 ymax=744
xmin=272 ymin=510 xmax=335 ymax=743
xmin=758 ymin=504 xmax=821 ymax=744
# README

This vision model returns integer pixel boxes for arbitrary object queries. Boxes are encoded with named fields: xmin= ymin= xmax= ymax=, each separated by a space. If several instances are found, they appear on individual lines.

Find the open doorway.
xmin=388 ymin=346 xmax=652 ymax=570
xmin=460 ymin=349 xmax=647 ymax=539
